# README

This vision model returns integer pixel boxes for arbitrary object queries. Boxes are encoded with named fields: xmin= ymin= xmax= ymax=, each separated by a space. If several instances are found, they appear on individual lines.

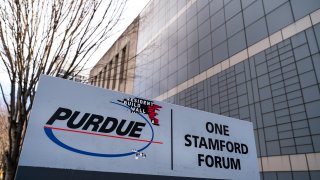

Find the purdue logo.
xmin=44 ymin=101 xmax=163 ymax=158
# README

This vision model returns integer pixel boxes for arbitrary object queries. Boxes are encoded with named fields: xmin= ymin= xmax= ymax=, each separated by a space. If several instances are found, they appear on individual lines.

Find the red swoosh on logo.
xmin=44 ymin=125 xmax=163 ymax=144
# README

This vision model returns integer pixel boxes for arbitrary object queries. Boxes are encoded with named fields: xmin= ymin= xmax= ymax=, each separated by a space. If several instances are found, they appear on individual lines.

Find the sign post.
xmin=16 ymin=75 xmax=259 ymax=180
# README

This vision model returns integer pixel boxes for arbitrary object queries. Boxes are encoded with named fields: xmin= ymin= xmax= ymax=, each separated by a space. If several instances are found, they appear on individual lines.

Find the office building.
xmin=91 ymin=0 xmax=320 ymax=179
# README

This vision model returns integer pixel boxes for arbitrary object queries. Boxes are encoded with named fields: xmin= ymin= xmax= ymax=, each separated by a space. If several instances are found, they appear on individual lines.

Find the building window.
xmin=107 ymin=60 xmax=113 ymax=89
xmin=119 ymin=46 xmax=127 ymax=86
xmin=102 ymin=66 xmax=107 ymax=88
xmin=98 ymin=71 xmax=102 ymax=87
xmin=94 ymin=76 xmax=97 ymax=86
xmin=112 ymin=54 xmax=119 ymax=90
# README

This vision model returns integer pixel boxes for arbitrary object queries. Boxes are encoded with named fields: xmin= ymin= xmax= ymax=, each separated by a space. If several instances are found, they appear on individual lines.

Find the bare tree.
xmin=0 ymin=0 xmax=126 ymax=179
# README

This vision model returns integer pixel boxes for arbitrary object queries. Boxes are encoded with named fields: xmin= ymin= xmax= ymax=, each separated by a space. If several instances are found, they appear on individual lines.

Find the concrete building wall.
xmin=90 ymin=17 xmax=139 ymax=94
xmin=132 ymin=0 xmax=320 ymax=179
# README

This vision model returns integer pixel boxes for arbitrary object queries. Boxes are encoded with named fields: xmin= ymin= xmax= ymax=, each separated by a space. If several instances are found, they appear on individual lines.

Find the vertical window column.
xmin=107 ymin=60 xmax=113 ymax=89
xmin=112 ymin=54 xmax=119 ymax=90
xmin=94 ymin=76 xmax=97 ymax=86
xmin=98 ymin=72 xmax=102 ymax=87
xmin=102 ymin=66 xmax=107 ymax=88
xmin=118 ymin=46 xmax=127 ymax=91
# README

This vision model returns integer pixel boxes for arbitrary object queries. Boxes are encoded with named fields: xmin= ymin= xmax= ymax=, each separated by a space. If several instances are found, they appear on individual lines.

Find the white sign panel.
xmin=18 ymin=75 xmax=259 ymax=179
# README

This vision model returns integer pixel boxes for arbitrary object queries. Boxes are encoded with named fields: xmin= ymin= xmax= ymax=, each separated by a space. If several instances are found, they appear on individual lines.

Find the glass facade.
xmin=131 ymin=0 xmax=320 ymax=179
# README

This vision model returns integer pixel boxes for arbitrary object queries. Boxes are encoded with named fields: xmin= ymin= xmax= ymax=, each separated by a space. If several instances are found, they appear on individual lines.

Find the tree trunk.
xmin=4 ymin=120 xmax=22 ymax=180
xmin=4 ymin=156 xmax=15 ymax=180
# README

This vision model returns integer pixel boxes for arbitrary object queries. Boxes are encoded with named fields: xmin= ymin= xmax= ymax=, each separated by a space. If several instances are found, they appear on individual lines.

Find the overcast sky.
xmin=86 ymin=0 xmax=150 ymax=71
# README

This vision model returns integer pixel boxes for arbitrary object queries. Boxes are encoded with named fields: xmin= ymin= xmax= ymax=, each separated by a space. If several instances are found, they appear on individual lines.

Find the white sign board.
xmin=18 ymin=75 xmax=259 ymax=179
